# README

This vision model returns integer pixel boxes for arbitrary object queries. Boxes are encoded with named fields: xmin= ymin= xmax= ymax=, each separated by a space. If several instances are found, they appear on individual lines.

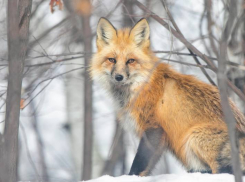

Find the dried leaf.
xmin=49 ymin=0 xmax=63 ymax=13
xmin=74 ymin=0 xmax=91 ymax=15
xmin=20 ymin=99 xmax=25 ymax=110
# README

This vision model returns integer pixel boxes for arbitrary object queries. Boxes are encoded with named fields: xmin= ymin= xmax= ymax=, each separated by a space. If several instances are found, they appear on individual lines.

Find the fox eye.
xmin=108 ymin=58 xmax=116 ymax=63
xmin=127 ymin=59 xmax=135 ymax=64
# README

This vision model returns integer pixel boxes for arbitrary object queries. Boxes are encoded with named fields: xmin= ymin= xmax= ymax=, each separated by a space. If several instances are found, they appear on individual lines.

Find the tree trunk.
xmin=0 ymin=1 xmax=32 ymax=182
xmin=101 ymin=122 xmax=125 ymax=176
xmin=62 ymin=0 xmax=85 ymax=179
xmin=81 ymin=0 xmax=93 ymax=180
xmin=217 ymin=0 xmax=243 ymax=181
xmin=30 ymin=99 xmax=49 ymax=181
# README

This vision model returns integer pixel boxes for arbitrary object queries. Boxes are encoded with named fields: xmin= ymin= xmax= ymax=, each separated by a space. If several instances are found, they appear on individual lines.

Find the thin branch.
xmin=160 ymin=58 xmax=210 ymax=69
xmin=23 ymin=79 xmax=53 ymax=109
xmin=29 ymin=98 xmax=49 ymax=181
xmin=199 ymin=3 xmax=213 ymax=56
xmin=135 ymin=0 xmax=245 ymax=102
xmin=2 ymin=52 xmax=245 ymax=70
xmin=19 ymin=123 xmax=41 ymax=180
xmin=105 ymin=0 xmax=125 ymax=18
xmin=161 ymin=0 xmax=216 ymax=86
xmin=206 ymin=0 xmax=219 ymax=57
xmin=23 ymin=67 xmax=85 ymax=109
xmin=25 ymin=56 xmax=85 ymax=67
xmin=101 ymin=121 xmax=124 ymax=175
xmin=155 ymin=50 xmax=217 ymax=60
xmin=31 ymin=35 xmax=54 ymax=62
xmin=28 ymin=15 xmax=72 ymax=49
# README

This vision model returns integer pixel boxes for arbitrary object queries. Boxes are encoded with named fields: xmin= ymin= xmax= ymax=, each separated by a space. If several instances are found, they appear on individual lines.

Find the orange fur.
xmin=90 ymin=18 xmax=245 ymax=174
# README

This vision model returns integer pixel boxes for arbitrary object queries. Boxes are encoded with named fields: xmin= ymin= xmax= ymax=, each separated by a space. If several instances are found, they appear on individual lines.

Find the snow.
xmin=85 ymin=173 xmax=243 ymax=182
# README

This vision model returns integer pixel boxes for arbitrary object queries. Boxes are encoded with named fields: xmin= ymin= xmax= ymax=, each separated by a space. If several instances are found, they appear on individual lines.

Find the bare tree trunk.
xmin=81 ymin=0 xmax=93 ymax=180
xmin=243 ymin=0 xmax=245 ymax=61
xmin=0 ymin=133 xmax=4 ymax=180
xmin=101 ymin=122 xmax=125 ymax=176
xmin=30 ymin=99 xmax=49 ymax=181
xmin=62 ymin=1 xmax=85 ymax=179
xmin=226 ymin=0 xmax=245 ymax=114
xmin=0 ymin=1 xmax=32 ymax=182
xmin=217 ymin=0 xmax=242 ymax=182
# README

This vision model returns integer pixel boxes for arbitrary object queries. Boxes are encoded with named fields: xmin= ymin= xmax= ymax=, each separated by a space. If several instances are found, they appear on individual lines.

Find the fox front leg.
xmin=129 ymin=127 xmax=165 ymax=176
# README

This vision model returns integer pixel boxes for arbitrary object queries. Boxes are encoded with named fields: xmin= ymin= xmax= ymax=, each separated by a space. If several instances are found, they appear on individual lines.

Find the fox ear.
xmin=130 ymin=18 xmax=150 ymax=46
xmin=97 ymin=18 xmax=117 ymax=47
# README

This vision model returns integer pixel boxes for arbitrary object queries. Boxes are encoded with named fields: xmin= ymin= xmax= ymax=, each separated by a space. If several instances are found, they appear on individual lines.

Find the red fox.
xmin=90 ymin=17 xmax=245 ymax=176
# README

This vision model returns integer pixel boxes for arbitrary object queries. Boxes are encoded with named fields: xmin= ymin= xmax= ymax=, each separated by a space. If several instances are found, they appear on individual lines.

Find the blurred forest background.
xmin=0 ymin=0 xmax=244 ymax=181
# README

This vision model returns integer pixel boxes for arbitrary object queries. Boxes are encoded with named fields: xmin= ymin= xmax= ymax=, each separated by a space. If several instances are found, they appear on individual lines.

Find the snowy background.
xmin=0 ymin=0 xmax=244 ymax=181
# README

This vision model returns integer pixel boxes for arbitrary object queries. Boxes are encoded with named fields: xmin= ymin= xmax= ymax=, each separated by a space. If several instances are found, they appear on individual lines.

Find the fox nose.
xmin=115 ymin=74 xmax=124 ymax=82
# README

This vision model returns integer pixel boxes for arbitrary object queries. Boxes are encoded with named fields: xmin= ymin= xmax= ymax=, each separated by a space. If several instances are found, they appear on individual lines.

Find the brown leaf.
xmin=74 ymin=0 xmax=92 ymax=15
xmin=20 ymin=99 xmax=25 ymax=110
xmin=49 ymin=0 xmax=63 ymax=13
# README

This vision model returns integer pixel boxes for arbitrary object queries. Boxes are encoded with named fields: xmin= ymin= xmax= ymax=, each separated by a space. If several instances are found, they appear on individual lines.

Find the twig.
xmin=160 ymin=58 xmax=210 ymax=69
xmin=25 ymin=56 xmax=85 ymax=67
xmin=155 ymin=50 xmax=217 ymax=60
xmin=32 ymin=35 xmax=54 ymax=62
xmin=23 ymin=79 xmax=53 ymax=109
xmin=199 ymin=4 xmax=213 ymax=56
xmin=105 ymin=0 xmax=125 ymax=19
xmin=206 ymin=0 xmax=219 ymax=57
xmin=23 ymin=67 xmax=85 ymax=109
xmin=19 ymin=122 xmax=41 ymax=180
xmin=28 ymin=15 xmax=72 ymax=49
xmin=135 ymin=0 xmax=245 ymax=102
xmin=122 ymin=3 xmax=135 ymax=24
xmin=161 ymin=0 xmax=216 ymax=86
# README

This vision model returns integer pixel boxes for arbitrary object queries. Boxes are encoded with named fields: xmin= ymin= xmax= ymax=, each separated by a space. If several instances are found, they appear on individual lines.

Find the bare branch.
xmin=161 ymin=0 xmax=216 ymax=86
xmin=217 ymin=0 xmax=243 ymax=181
xmin=23 ymin=67 xmax=85 ymax=109
xmin=199 ymin=3 xmax=213 ymax=56
xmin=160 ymin=58 xmax=210 ymax=69
xmin=28 ymin=15 xmax=72 ymax=49
xmin=205 ymin=0 xmax=219 ymax=57
xmin=135 ymin=0 xmax=245 ymax=102
xmin=19 ymin=123 xmax=41 ymax=180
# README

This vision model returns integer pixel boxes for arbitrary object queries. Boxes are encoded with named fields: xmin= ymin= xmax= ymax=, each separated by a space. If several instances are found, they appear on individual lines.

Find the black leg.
xmin=188 ymin=169 xmax=212 ymax=174
xmin=218 ymin=166 xmax=233 ymax=174
xmin=129 ymin=127 xmax=165 ymax=176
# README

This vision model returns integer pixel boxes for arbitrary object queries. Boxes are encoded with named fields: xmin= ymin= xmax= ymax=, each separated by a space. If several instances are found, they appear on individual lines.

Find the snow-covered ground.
xmin=85 ymin=173 xmax=243 ymax=182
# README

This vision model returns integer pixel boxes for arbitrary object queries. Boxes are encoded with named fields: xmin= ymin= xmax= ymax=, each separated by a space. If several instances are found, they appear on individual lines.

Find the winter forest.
xmin=0 ymin=0 xmax=245 ymax=181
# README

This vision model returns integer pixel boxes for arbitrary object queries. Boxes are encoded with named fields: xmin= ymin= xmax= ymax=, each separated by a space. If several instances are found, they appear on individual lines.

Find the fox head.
xmin=90 ymin=18 xmax=158 ymax=89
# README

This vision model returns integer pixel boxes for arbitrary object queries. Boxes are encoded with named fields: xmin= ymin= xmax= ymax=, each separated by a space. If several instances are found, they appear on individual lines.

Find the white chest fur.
xmin=107 ymin=81 xmax=141 ymax=133
xmin=119 ymin=110 xmax=138 ymax=133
